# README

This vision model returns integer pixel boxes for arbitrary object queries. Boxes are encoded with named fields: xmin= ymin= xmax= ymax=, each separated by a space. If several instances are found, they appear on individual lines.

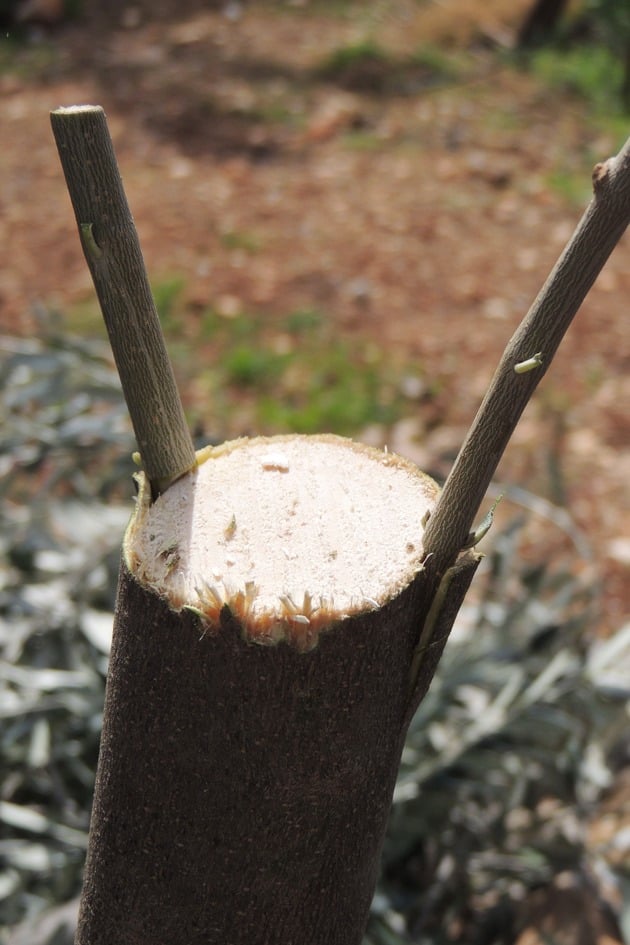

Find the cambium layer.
xmin=124 ymin=433 xmax=440 ymax=651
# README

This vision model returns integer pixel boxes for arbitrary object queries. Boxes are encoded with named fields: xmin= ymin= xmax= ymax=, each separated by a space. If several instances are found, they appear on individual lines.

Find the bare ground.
xmin=1 ymin=1 xmax=629 ymax=634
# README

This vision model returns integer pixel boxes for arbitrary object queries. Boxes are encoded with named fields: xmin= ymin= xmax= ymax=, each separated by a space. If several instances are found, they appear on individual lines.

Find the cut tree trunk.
xmin=76 ymin=434 xmax=479 ymax=945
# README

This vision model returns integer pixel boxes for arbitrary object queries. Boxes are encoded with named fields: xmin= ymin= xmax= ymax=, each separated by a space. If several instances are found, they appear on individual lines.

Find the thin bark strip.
xmin=422 ymin=136 xmax=630 ymax=574
xmin=50 ymin=105 xmax=196 ymax=497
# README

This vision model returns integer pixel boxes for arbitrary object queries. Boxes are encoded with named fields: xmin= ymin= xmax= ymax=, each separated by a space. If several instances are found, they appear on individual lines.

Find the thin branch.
xmin=50 ymin=105 xmax=196 ymax=498
xmin=423 ymin=136 xmax=630 ymax=573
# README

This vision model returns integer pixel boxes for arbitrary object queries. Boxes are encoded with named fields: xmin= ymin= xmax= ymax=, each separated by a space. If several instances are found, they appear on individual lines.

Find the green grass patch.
xmin=318 ymin=38 xmax=388 ymax=74
xmin=314 ymin=39 xmax=460 ymax=96
xmin=64 ymin=276 xmax=186 ymax=337
xmin=544 ymin=167 xmax=594 ymax=206
xmin=257 ymin=340 xmax=396 ymax=434
xmin=528 ymin=44 xmax=625 ymax=114
xmin=315 ymin=39 xmax=392 ymax=94
xmin=193 ymin=306 xmax=425 ymax=438
xmin=64 ymin=286 xmax=430 ymax=440
xmin=408 ymin=43 xmax=462 ymax=82
xmin=219 ymin=230 xmax=263 ymax=254
xmin=224 ymin=343 xmax=288 ymax=388
xmin=340 ymin=129 xmax=384 ymax=151
xmin=152 ymin=276 xmax=186 ymax=331
xmin=0 ymin=35 xmax=60 ymax=81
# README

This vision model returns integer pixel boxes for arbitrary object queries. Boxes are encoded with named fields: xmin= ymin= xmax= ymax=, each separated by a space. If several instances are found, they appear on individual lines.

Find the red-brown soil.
xmin=1 ymin=1 xmax=628 ymax=631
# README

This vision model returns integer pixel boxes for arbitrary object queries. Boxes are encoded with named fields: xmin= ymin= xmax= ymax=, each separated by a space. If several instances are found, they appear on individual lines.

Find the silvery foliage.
xmin=1 ymin=321 xmax=628 ymax=945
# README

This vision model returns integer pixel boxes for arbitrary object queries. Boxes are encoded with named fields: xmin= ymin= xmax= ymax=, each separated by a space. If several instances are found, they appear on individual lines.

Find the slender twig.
xmin=50 ymin=105 xmax=196 ymax=498
xmin=423 ymin=136 xmax=630 ymax=573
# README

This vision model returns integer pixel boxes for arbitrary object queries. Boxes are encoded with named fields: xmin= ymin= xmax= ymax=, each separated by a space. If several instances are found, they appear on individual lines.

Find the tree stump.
xmin=76 ymin=434 xmax=479 ymax=945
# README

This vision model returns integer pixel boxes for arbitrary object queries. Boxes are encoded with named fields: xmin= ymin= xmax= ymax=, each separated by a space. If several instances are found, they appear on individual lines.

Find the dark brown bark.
xmin=622 ymin=42 xmax=630 ymax=112
xmin=517 ymin=0 xmax=570 ymax=47
xmin=76 ymin=555 xmax=479 ymax=945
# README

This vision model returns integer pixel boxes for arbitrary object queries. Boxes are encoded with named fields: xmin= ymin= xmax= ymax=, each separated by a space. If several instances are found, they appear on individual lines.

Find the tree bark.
xmin=622 ymin=41 xmax=630 ymax=112
xmin=50 ymin=106 xmax=196 ymax=498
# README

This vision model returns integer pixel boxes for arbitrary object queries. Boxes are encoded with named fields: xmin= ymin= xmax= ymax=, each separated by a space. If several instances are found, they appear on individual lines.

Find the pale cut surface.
xmin=125 ymin=434 xmax=439 ymax=649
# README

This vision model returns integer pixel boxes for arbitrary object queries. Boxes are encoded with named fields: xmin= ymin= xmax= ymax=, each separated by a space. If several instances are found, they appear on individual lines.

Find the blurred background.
xmin=1 ymin=1 xmax=629 ymax=942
